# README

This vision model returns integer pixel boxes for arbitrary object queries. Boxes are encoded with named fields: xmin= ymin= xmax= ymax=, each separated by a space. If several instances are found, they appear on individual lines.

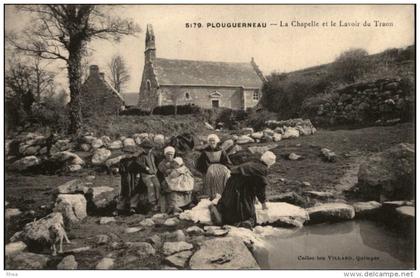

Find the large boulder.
xmin=282 ymin=127 xmax=300 ymax=139
xmin=51 ymin=151 xmax=84 ymax=165
xmin=357 ymin=143 xmax=414 ymax=201
xmin=11 ymin=156 xmax=41 ymax=171
xmin=306 ymin=203 xmax=355 ymax=224
xmin=6 ymin=252 xmax=50 ymax=270
xmin=189 ymin=237 xmax=259 ymax=269
xmin=352 ymin=201 xmax=382 ymax=218
xmin=85 ymin=186 xmax=119 ymax=212
xmin=57 ymin=255 xmax=78 ymax=270
xmin=123 ymin=138 xmax=136 ymax=148
xmin=256 ymin=202 xmax=309 ymax=228
xmin=15 ymin=212 xmax=64 ymax=249
xmin=92 ymin=148 xmax=112 ymax=165
xmin=54 ymin=194 xmax=87 ymax=224
xmin=55 ymin=179 xmax=89 ymax=195
xmin=91 ymin=138 xmax=104 ymax=149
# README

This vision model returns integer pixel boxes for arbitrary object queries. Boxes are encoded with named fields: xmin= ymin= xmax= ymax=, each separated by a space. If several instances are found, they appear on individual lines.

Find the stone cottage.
xmin=81 ymin=65 xmax=125 ymax=117
xmin=138 ymin=24 xmax=266 ymax=111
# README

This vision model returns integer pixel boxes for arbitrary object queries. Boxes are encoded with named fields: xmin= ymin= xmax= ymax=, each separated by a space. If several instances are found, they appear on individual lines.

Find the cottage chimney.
xmin=89 ymin=65 xmax=99 ymax=76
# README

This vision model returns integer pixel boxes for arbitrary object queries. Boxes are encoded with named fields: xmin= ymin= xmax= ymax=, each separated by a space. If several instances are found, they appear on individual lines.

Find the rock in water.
xmin=95 ymin=258 xmax=114 ymax=270
xmin=5 ymin=241 xmax=27 ymax=256
xmin=306 ymin=203 xmax=355 ymax=224
xmin=268 ymin=192 xmax=307 ymax=207
xmin=352 ymin=201 xmax=382 ymax=218
xmin=92 ymin=148 xmax=112 ymax=165
xmin=395 ymin=206 xmax=414 ymax=218
xmin=57 ymin=255 xmax=78 ymax=270
xmin=19 ymin=212 xmax=64 ymax=249
xmin=357 ymin=143 xmax=414 ymax=201
xmin=189 ymin=237 xmax=259 ymax=269
xmin=6 ymin=252 xmax=50 ymax=270
xmin=165 ymin=251 xmax=193 ymax=268
xmin=256 ymin=202 xmax=309 ymax=228
xmin=163 ymin=241 xmax=193 ymax=256
xmin=54 ymin=194 xmax=87 ymax=224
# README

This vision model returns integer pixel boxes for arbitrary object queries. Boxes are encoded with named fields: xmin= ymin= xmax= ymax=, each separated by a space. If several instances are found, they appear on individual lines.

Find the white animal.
xmin=49 ymin=222 xmax=71 ymax=256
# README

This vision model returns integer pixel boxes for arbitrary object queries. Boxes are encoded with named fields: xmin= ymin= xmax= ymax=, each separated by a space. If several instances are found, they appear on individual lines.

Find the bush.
xmin=151 ymin=104 xmax=201 ymax=115
xmin=330 ymin=48 xmax=370 ymax=83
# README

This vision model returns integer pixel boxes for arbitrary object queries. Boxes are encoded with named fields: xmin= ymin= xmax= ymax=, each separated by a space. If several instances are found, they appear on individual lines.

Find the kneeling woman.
xmin=215 ymin=151 xmax=276 ymax=229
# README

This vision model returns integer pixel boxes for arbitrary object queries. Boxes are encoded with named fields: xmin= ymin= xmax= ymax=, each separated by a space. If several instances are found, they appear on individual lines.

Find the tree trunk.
xmin=67 ymin=46 xmax=83 ymax=135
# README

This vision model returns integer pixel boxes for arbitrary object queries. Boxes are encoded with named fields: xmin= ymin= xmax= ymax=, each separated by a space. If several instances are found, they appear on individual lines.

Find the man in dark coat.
xmin=215 ymin=151 xmax=276 ymax=229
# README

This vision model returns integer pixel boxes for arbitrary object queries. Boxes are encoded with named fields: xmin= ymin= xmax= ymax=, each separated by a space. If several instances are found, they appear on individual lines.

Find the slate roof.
xmin=153 ymin=58 xmax=263 ymax=88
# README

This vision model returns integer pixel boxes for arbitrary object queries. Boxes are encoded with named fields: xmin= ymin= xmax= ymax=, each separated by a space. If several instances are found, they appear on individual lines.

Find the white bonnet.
xmin=261 ymin=151 xmax=276 ymax=167
xmin=164 ymin=146 xmax=176 ymax=154
xmin=207 ymin=134 xmax=220 ymax=143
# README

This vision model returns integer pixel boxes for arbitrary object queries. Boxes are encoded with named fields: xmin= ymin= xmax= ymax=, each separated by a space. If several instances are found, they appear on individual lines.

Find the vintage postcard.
xmin=3 ymin=3 xmax=415 ymax=273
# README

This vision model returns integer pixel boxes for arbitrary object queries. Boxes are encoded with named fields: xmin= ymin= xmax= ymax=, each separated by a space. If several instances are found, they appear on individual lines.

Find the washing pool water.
xmin=255 ymin=220 xmax=414 ymax=270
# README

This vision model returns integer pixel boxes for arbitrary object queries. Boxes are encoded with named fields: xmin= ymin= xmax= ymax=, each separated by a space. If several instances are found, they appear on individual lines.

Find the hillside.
xmin=261 ymin=45 xmax=415 ymax=126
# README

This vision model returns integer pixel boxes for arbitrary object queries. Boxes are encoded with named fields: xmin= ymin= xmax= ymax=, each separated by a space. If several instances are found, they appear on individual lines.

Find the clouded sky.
xmin=5 ymin=4 xmax=415 ymax=93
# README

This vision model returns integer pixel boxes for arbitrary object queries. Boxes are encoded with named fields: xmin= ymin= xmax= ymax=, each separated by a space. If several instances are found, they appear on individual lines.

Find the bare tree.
xmin=7 ymin=5 xmax=140 ymax=134
xmin=107 ymin=54 xmax=130 ymax=93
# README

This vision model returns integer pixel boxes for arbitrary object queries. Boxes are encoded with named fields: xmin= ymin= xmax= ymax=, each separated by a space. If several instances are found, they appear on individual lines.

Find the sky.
xmin=5 ymin=4 xmax=415 ymax=93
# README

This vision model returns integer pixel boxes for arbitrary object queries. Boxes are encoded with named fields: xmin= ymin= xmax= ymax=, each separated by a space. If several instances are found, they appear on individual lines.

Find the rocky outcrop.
xmin=189 ymin=237 xmax=259 ymax=269
xmin=356 ymin=143 xmax=414 ymax=201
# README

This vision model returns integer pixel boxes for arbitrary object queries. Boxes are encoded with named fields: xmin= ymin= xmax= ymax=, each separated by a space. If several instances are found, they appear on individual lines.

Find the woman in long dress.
xmin=215 ymin=151 xmax=276 ymax=229
xmin=196 ymin=134 xmax=232 ymax=200
xmin=158 ymin=146 xmax=193 ymax=214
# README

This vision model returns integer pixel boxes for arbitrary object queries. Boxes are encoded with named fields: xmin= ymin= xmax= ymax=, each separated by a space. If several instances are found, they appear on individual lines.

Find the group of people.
xmin=114 ymin=134 xmax=276 ymax=229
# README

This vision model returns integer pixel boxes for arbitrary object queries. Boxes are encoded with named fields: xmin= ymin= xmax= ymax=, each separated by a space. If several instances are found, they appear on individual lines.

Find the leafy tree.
xmin=331 ymin=48 xmax=369 ymax=83
xmin=7 ymin=5 xmax=140 ymax=134
xmin=107 ymin=54 xmax=130 ymax=93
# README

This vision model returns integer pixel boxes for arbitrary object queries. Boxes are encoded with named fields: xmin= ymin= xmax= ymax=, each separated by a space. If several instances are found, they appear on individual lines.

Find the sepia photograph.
xmin=3 ymin=3 xmax=416 ymax=272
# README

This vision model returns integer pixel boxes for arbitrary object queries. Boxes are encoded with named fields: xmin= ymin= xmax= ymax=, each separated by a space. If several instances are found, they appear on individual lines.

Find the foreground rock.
xmin=189 ymin=237 xmax=259 ymax=269
xmin=5 ymin=241 xmax=27 ymax=256
xmin=165 ymin=251 xmax=193 ymax=268
xmin=256 ymin=202 xmax=309 ymax=228
xmin=14 ymin=212 xmax=64 ymax=249
xmin=6 ymin=252 xmax=50 ymax=269
xmin=356 ymin=143 xmax=414 ymax=201
xmin=163 ymin=241 xmax=193 ymax=256
xmin=96 ymin=258 xmax=114 ymax=270
xmin=306 ymin=203 xmax=355 ymax=224
xmin=57 ymin=255 xmax=78 ymax=270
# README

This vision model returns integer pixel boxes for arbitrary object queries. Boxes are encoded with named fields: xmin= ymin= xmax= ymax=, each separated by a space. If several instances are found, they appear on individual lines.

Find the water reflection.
xmin=262 ymin=220 xmax=414 ymax=269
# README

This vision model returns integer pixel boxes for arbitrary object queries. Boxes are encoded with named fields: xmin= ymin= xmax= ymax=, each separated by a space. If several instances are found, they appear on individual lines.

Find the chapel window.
xmin=146 ymin=80 xmax=151 ymax=91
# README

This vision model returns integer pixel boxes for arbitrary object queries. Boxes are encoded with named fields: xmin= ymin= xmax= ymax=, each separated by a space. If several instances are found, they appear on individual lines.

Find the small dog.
xmin=49 ymin=222 xmax=71 ymax=256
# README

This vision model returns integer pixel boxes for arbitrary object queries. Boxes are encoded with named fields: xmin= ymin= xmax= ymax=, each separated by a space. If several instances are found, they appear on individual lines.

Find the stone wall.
xmin=304 ymin=78 xmax=414 ymax=126
xmin=81 ymin=66 xmax=123 ymax=118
